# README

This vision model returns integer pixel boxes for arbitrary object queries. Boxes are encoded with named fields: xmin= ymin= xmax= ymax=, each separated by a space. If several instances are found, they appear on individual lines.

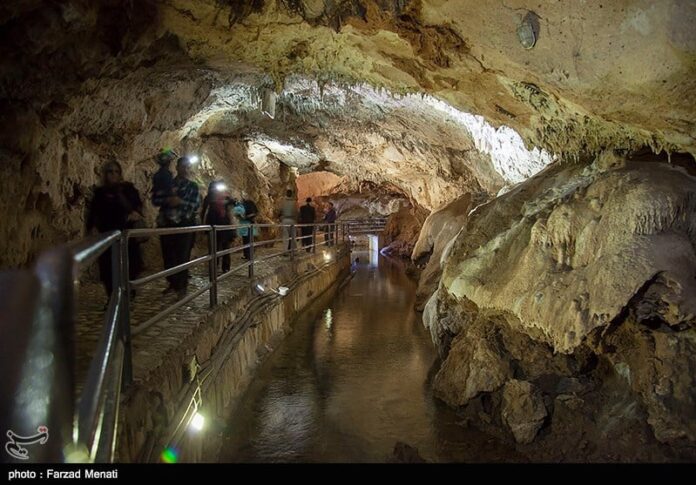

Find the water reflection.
xmin=369 ymin=245 xmax=379 ymax=267
xmin=219 ymin=251 xmax=522 ymax=462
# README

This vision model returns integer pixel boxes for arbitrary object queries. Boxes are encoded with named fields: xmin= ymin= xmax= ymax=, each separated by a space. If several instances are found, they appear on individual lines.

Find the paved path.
xmin=74 ymin=239 xmax=336 ymax=394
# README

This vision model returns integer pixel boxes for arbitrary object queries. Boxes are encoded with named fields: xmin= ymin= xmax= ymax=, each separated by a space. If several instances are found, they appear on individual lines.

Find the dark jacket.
xmin=324 ymin=208 xmax=337 ymax=223
xmin=152 ymin=166 xmax=173 ymax=207
xmin=299 ymin=204 xmax=316 ymax=224
xmin=242 ymin=199 xmax=258 ymax=223
xmin=87 ymin=182 xmax=143 ymax=233
xmin=202 ymin=193 xmax=234 ymax=225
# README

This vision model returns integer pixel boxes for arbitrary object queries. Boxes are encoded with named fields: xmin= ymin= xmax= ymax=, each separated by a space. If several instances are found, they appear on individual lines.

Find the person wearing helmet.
xmin=152 ymin=148 xmax=178 ymax=289
xmin=202 ymin=180 xmax=236 ymax=273
xmin=152 ymin=148 xmax=177 ymax=216
xmin=158 ymin=156 xmax=201 ymax=297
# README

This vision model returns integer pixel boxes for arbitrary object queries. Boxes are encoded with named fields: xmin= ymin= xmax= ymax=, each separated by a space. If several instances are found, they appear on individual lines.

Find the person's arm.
xmin=151 ymin=174 xmax=167 ymax=207
xmin=201 ymin=195 xmax=209 ymax=223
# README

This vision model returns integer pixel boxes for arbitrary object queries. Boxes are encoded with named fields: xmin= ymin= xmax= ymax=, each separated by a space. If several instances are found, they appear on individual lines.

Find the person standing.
xmin=298 ymin=197 xmax=316 ymax=252
xmin=232 ymin=201 xmax=251 ymax=260
xmin=151 ymin=149 xmax=176 ymax=288
xmin=241 ymin=191 xmax=258 ymax=224
xmin=156 ymin=157 xmax=200 ymax=297
xmin=87 ymin=161 xmax=144 ymax=299
xmin=323 ymin=201 xmax=337 ymax=246
xmin=240 ymin=193 xmax=258 ymax=260
xmin=278 ymin=189 xmax=298 ymax=252
xmin=202 ymin=181 xmax=235 ymax=273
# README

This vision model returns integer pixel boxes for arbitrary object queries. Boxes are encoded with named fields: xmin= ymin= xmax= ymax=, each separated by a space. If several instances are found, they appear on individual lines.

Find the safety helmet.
xmin=156 ymin=147 xmax=178 ymax=165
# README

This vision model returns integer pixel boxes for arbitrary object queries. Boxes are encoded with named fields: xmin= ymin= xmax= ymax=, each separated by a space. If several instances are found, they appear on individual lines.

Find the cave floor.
xmin=74 ymin=240 xmax=329 ymax=395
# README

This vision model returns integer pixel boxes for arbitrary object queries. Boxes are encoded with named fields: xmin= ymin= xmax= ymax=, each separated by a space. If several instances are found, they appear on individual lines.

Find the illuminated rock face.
xmin=425 ymin=154 xmax=696 ymax=460
xmin=0 ymin=26 xmax=552 ymax=267
xmin=411 ymin=193 xmax=475 ymax=311
xmin=152 ymin=0 xmax=696 ymax=157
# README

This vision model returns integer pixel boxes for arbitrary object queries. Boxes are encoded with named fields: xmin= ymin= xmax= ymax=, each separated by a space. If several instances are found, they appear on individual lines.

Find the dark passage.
xmin=218 ymin=251 xmax=522 ymax=462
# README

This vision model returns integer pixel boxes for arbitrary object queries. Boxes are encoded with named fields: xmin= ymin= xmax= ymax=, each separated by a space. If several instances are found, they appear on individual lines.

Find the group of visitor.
xmin=86 ymin=150 xmax=338 ymax=300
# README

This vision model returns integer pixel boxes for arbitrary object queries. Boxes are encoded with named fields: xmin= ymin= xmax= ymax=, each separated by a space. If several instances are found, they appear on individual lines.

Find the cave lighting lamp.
xmin=190 ymin=412 xmax=205 ymax=432
xmin=188 ymin=154 xmax=200 ymax=164
xmin=215 ymin=182 xmax=227 ymax=192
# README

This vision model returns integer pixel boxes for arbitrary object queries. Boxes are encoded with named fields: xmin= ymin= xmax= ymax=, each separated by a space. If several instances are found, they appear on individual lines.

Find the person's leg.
xmin=128 ymin=240 xmax=143 ymax=299
xmin=160 ymin=234 xmax=174 ymax=286
xmin=97 ymin=249 xmax=113 ymax=298
xmin=181 ymin=231 xmax=193 ymax=289
xmin=282 ymin=223 xmax=290 ymax=252
xmin=301 ymin=226 xmax=311 ymax=251
xmin=215 ymin=231 xmax=226 ymax=271
xmin=242 ymin=233 xmax=251 ymax=259
xmin=289 ymin=220 xmax=297 ymax=251
xmin=170 ymin=232 xmax=191 ymax=291
xmin=128 ymin=240 xmax=143 ymax=280
xmin=223 ymin=232 xmax=232 ymax=272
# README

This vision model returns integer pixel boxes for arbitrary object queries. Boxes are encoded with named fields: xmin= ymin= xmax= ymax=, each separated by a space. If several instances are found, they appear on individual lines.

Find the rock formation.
xmin=381 ymin=203 xmax=429 ymax=258
xmin=411 ymin=193 xmax=478 ymax=310
xmin=425 ymin=153 xmax=696 ymax=460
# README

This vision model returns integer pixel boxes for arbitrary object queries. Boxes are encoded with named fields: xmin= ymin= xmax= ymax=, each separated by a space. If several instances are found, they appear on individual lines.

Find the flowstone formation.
xmin=424 ymin=152 xmax=696 ymax=460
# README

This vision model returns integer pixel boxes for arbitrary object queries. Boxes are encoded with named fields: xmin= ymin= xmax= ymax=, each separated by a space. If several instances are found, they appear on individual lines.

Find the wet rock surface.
xmin=428 ymin=154 xmax=696 ymax=460
xmin=501 ymin=380 xmax=547 ymax=444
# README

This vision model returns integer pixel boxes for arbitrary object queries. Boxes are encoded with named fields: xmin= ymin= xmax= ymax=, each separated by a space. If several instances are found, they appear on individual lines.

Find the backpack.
xmin=242 ymin=199 xmax=258 ymax=222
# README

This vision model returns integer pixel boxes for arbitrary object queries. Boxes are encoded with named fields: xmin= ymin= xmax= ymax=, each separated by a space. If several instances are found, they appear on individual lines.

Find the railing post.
xmin=208 ymin=227 xmax=217 ymax=307
xmin=119 ymin=233 xmax=133 ymax=386
xmin=312 ymin=224 xmax=317 ymax=253
xmin=248 ymin=224 xmax=255 ymax=279
xmin=290 ymin=224 xmax=296 ymax=260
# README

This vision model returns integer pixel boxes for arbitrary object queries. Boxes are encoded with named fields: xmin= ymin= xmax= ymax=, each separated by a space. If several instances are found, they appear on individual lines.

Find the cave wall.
xmin=411 ymin=192 xmax=476 ymax=310
xmin=424 ymin=153 xmax=696 ymax=459
xmin=380 ymin=203 xmax=429 ymax=258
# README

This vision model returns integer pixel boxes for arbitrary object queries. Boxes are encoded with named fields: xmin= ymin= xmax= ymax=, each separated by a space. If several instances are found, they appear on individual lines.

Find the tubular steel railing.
xmin=342 ymin=218 xmax=387 ymax=234
xmin=2 ymin=219 xmax=369 ymax=463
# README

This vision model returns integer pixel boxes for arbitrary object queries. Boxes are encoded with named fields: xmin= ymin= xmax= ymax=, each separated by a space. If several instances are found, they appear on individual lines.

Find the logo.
xmin=5 ymin=426 xmax=49 ymax=460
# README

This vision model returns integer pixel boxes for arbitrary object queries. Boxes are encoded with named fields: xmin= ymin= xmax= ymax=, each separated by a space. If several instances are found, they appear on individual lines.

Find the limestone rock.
xmin=441 ymin=157 xmax=696 ymax=354
xmin=412 ymin=193 xmax=475 ymax=310
xmin=501 ymin=380 xmax=547 ymax=444
xmin=429 ymin=154 xmax=696 ymax=458
xmin=433 ymin=317 xmax=512 ymax=406
xmin=151 ymin=0 xmax=696 ymax=155
xmin=381 ymin=204 xmax=428 ymax=258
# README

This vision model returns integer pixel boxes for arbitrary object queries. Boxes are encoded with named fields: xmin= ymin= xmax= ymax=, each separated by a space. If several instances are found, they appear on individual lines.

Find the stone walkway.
xmin=74 ymin=239 xmax=338 ymax=394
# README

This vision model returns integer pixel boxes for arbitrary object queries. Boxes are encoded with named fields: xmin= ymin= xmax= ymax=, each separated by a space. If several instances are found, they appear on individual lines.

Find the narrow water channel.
xmin=218 ymin=250 xmax=522 ymax=462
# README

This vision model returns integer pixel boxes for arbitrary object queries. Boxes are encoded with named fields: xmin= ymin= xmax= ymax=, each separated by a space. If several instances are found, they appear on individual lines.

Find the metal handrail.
xmin=2 ymin=230 xmax=128 ymax=463
xmin=4 ymin=218 xmax=381 ymax=463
